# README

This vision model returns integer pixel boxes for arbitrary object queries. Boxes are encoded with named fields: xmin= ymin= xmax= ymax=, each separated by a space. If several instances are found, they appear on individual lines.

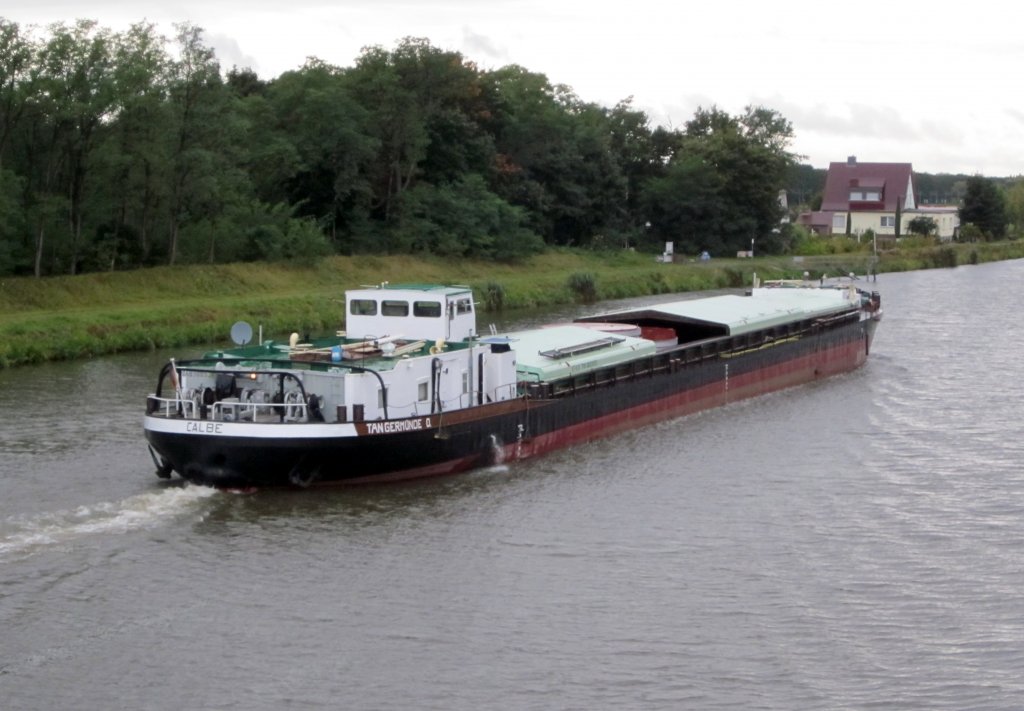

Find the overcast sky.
xmin=5 ymin=0 xmax=1021 ymax=176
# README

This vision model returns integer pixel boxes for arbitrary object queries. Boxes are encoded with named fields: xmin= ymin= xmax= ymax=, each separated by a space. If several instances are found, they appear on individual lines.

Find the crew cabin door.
xmin=447 ymin=295 xmax=475 ymax=342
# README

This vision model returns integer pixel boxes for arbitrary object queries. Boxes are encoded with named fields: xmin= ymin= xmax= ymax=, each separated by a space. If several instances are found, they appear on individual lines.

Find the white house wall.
xmin=838 ymin=209 xmax=958 ymax=240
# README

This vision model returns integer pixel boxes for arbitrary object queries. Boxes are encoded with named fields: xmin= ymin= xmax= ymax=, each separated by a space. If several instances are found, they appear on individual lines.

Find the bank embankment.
xmin=1 ymin=243 xmax=1021 ymax=368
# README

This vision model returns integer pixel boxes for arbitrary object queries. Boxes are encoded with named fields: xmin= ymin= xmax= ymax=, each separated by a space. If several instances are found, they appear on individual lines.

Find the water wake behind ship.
xmin=0 ymin=485 xmax=218 ymax=559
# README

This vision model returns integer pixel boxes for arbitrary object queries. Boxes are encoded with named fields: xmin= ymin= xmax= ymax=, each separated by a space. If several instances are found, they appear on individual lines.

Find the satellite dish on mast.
xmin=230 ymin=321 xmax=253 ymax=346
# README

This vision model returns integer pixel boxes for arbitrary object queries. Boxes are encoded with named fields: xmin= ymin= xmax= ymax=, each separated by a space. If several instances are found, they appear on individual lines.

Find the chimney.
xmin=847 ymin=155 xmax=857 ymax=166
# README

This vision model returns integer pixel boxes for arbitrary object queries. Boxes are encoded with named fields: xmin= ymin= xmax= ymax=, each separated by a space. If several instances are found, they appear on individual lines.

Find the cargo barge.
xmin=144 ymin=278 xmax=882 ymax=487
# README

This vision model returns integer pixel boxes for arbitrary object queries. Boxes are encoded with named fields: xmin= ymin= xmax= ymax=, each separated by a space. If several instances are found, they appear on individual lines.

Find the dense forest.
xmin=0 ymin=19 xmax=1016 ymax=278
xmin=0 ymin=18 xmax=808 ymax=276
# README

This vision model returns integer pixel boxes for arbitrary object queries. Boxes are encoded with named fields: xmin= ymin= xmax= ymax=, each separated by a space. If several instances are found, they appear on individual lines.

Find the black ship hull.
xmin=145 ymin=314 xmax=879 ymax=488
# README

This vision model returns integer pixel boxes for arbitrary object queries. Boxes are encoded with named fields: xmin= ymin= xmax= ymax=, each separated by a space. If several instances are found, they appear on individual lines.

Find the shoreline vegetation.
xmin=2 ymin=242 xmax=1022 ymax=369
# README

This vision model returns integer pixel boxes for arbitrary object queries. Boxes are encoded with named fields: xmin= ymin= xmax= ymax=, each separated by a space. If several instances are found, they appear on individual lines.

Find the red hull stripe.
xmin=500 ymin=336 xmax=868 ymax=462
xmin=336 ymin=455 xmax=481 ymax=485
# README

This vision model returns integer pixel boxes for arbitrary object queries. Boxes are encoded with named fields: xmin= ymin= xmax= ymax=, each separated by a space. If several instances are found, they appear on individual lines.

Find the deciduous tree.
xmin=1003 ymin=179 xmax=1024 ymax=237
xmin=93 ymin=21 xmax=171 ymax=267
xmin=645 ymin=105 xmax=796 ymax=256
xmin=263 ymin=60 xmax=375 ymax=253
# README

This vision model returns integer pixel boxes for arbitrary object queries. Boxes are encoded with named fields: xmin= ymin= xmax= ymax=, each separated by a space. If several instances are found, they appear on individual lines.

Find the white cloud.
xmin=460 ymin=26 xmax=507 ymax=65
xmin=3 ymin=0 xmax=1022 ymax=175
xmin=203 ymin=32 xmax=258 ymax=72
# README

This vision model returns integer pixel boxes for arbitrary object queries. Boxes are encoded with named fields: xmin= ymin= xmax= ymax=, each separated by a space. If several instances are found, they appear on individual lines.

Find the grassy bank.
xmin=2 ymin=242 xmax=1022 ymax=368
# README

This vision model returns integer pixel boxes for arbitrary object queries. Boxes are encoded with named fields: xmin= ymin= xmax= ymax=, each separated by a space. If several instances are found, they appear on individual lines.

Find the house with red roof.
xmin=796 ymin=157 xmax=958 ymax=240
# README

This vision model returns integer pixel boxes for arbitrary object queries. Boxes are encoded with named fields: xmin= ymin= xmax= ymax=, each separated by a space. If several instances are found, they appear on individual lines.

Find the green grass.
xmin=2 ymin=242 xmax=1023 ymax=368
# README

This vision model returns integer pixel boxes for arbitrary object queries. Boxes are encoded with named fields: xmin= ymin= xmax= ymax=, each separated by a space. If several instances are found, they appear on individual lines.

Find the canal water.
xmin=2 ymin=261 xmax=1023 ymax=710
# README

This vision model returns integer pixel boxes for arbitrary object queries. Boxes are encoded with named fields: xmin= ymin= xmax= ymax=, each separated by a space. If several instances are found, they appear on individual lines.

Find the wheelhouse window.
xmin=455 ymin=298 xmax=473 ymax=315
xmin=350 ymin=299 xmax=377 ymax=316
xmin=381 ymin=300 xmax=409 ymax=317
xmin=413 ymin=301 xmax=442 ymax=318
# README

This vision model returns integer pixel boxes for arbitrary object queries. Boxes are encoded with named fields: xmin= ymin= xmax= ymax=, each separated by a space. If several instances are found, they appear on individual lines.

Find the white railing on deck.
xmin=148 ymin=395 xmax=308 ymax=422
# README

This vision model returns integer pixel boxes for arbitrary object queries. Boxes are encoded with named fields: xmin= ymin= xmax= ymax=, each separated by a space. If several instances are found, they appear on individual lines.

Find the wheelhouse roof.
xmin=348 ymin=284 xmax=472 ymax=298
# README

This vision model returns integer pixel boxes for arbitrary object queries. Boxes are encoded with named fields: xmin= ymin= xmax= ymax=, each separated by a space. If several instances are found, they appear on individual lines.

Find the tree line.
xmin=0 ymin=19 xmax=805 ymax=277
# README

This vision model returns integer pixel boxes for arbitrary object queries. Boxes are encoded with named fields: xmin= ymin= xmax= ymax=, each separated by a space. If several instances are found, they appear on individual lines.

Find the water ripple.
xmin=0 ymin=485 xmax=218 ymax=560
